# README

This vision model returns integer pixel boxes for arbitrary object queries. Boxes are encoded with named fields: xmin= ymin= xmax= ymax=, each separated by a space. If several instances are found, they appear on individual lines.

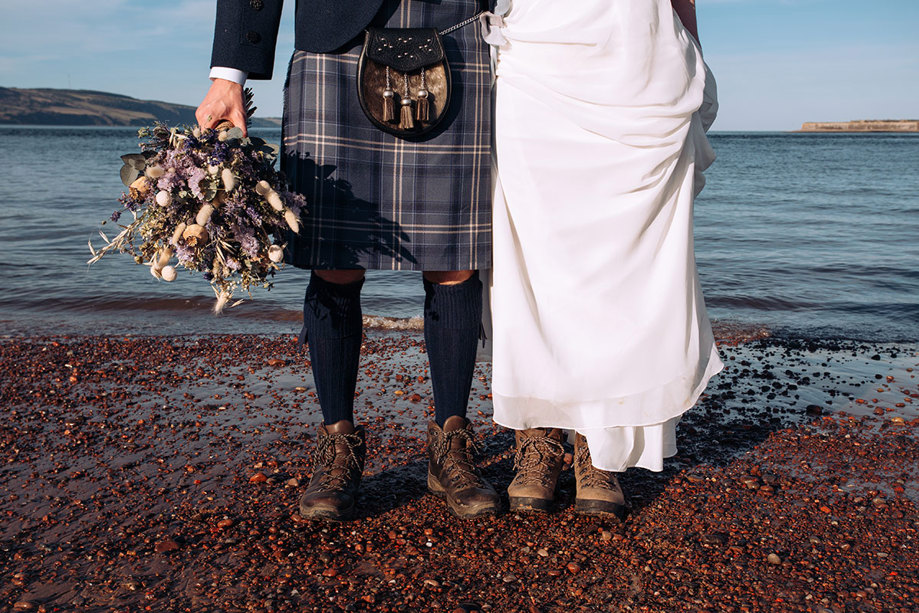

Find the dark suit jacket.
xmin=210 ymin=0 xmax=386 ymax=80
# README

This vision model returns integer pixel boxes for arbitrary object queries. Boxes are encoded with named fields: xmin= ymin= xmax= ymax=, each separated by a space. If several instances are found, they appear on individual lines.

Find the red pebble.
xmin=154 ymin=539 xmax=180 ymax=554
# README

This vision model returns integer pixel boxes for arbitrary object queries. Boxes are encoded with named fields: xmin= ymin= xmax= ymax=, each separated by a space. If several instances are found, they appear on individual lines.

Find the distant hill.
xmin=0 ymin=87 xmax=281 ymax=128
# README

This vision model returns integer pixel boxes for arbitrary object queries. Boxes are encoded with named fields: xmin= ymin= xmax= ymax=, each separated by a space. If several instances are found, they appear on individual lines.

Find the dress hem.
xmin=492 ymin=344 xmax=724 ymax=431
xmin=492 ymin=345 xmax=724 ymax=473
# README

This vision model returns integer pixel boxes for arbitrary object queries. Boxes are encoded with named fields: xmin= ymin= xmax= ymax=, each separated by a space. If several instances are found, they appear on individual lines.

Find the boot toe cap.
xmin=299 ymin=490 xmax=356 ymax=521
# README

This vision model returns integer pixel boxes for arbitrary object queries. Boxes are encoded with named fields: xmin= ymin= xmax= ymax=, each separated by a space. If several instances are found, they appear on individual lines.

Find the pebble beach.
xmin=2 ymin=327 xmax=917 ymax=612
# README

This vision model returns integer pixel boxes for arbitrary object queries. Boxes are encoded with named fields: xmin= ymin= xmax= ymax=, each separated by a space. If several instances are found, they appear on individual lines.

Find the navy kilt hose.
xmin=281 ymin=0 xmax=492 ymax=271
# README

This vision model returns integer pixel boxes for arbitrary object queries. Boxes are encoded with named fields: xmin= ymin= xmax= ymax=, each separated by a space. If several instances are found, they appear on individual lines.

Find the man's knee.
xmin=422 ymin=270 xmax=476 ymax=286
xmin=314 ymin=269 xmax=366 ymax=285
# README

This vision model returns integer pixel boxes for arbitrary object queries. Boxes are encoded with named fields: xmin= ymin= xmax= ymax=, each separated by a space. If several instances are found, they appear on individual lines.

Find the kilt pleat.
xmin=282 ymin=0 xmax=492 ymax=271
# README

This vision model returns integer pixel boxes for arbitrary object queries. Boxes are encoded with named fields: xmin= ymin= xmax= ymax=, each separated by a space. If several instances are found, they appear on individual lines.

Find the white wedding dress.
xmin=487 ymin=0 xmax=723 ymax=472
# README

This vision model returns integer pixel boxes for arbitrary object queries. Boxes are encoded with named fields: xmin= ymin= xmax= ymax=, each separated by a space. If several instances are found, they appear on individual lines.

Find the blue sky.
xmin=2 ymin=0 xmax=917 ymax=130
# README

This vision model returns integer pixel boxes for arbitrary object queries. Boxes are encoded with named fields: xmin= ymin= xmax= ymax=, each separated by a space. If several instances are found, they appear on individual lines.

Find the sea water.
xmin=0 ymin=127 xmax=916 ymax=341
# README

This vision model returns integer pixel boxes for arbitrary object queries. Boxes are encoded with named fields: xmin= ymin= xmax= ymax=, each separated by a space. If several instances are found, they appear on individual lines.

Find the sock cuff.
xmin=423 ymin=271 xmax=482 ymax=327
xmin=304 ymin=270 xmax=364 ymax=339
xmin=308 ymin=270 xmax=365 ymax=299
xmin=422 ymin=270 xmax=480 ymax=294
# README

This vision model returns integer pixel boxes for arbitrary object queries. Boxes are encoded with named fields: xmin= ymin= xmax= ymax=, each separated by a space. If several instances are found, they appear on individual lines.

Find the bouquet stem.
xmin=213 ymin=289 xmax=231 ymax=315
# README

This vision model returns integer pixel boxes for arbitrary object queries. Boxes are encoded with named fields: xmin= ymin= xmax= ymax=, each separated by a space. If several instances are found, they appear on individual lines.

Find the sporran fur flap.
xmin=357 ymin=27 xmax=451 ymax=138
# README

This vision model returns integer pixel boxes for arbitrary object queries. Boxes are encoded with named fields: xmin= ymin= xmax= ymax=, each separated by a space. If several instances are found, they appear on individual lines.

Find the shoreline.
xmin=1 ymin=332 xmax=917 ymax=611
xmin=12 ymin=293 xmax=914 ymax=344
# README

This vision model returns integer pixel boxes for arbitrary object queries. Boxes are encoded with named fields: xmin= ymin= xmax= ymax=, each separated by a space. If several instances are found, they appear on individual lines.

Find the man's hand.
xmin=196 ymin=78 xmax=248 ymax=136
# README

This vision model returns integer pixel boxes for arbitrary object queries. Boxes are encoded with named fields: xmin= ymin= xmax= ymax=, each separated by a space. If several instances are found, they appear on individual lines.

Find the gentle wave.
xmin=707 ymin=296 xmax=822 ymax=311
xmin=363 ymin=315 xmax=424 ymax=331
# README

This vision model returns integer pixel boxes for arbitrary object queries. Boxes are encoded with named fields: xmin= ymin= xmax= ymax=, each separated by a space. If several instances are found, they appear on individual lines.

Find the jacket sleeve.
xmin=210 ymin=0 xmax=284 ymax=80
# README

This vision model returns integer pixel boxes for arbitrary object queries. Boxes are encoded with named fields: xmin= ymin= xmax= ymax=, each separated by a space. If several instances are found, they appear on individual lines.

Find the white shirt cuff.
xmin=209 ymin=67 xmax=248 ymax=85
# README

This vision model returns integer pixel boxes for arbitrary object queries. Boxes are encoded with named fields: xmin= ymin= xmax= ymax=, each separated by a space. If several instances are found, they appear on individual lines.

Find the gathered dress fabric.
xmin=487 ymin=0 xmax=723 ymax=472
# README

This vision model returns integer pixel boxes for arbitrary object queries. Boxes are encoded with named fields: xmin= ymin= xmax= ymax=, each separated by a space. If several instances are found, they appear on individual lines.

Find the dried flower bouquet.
xmin=89 ymin=90 xmax=306 ymax=313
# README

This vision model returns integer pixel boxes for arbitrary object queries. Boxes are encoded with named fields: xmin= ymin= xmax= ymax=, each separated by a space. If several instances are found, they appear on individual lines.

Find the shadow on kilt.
xmin=282 ymin=152 xmax=418 ymax=269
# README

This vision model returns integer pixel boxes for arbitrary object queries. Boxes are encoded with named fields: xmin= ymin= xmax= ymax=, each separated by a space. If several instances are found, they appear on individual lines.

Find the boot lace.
xmin=513 ymin=436 xmax=565 ymax=487
xmin=314 ymin=432 xmax=363 ymax=490
xmin=433 ymin=428 xmax=484 ymax=490
xmin=576 ymin=442 xmax=616 ymax=490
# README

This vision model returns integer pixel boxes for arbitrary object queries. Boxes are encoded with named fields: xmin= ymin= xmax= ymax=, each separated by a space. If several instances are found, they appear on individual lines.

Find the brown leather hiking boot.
xmin=507 ymin=428 xmax=567 ymax=513
xmin=573 ymin=433 xmax=627 ymax=520
xmin=299 ymin=420 xmax=366 ymax=521
xmin=427 ymin=416 xmax=500 ymax=519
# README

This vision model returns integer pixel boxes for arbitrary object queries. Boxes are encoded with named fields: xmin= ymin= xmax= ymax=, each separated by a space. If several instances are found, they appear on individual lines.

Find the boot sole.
xmin=508 ymin=496 xmax=554 ymax=514
xmin=574 ymin=499 xmax=627 ymax=520
xmin=427 ymin=473 xmax=499 ymax=519
xmin=299 ymin=501 xmax=356 ymax=522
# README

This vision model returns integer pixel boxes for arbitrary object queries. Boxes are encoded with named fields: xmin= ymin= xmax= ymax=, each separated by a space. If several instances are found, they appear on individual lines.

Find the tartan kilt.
xmin=282 ymin=0 xmax=492 ymax=271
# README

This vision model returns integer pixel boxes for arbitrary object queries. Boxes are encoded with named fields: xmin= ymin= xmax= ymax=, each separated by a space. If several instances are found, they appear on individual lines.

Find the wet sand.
xmin=1 ymin=330 xmax=917 ymax=612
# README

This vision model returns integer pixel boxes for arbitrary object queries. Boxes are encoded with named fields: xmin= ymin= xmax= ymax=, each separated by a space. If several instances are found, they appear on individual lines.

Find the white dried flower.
xmin=155 ymin=190 xmax=172 ymax=207
xmin=156 ymin=247 xmax=173 ymax=270
xmin=284 ymin=209 xmax=300 ymax=234
xmin=196 ymin=204 xmax=215 ymax=226
xmin=145 ymin=165 xmax=165 ymax=179
xmin=192 ymin=127 xmax=202 ymax=138
xmin=268 ymin=245 xmax=284 ymax=263
xmin=207 ymin=164 xmax=219 ymax=175
xmin=150 ymin=264 xmax=162 ymax=279
xmin=221 ymin=168 xmax=236 ymax=192
xmin=171 ymin=222 xmax=187 ymax=245
xmin=255 ymin=180 xmax=272 ymax=196
xmin=161 ymin=265 xmax=177 ymax=282
xmin=267 ymin=191 xmax=284 ymax=212
xmin=217 ymin=131 xmax=229 ymax=142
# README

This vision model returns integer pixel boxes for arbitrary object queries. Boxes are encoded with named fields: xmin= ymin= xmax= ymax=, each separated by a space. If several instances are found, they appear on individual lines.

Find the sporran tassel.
xmin=383 ymin=90 xmax=395 ymax=123
xmin=415 ymin=90 xmax=429 ymax=122
xmin=399 ymin=96 xmax=415 ymax=130
xmin=415 ymin=69 xmax=429 ymax=122
xmin=398 ymin=74 xmax=414 ymax=130
xmin=382 ymin=67 xmax=396 ymax=123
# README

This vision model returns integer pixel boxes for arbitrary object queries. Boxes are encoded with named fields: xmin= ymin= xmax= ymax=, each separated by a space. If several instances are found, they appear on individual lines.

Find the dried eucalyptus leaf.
xmin=120 ymin=154 xmax=147 ymax=171
xmin=120 ymin=165 xmax=140 ymax=187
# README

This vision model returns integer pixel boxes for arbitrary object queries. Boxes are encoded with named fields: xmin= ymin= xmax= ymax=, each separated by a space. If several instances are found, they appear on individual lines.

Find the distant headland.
xmin=798 ymin=120 xmax=919 ymax=133
xmin=0 ymin=87 xmax=281 ymax=128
